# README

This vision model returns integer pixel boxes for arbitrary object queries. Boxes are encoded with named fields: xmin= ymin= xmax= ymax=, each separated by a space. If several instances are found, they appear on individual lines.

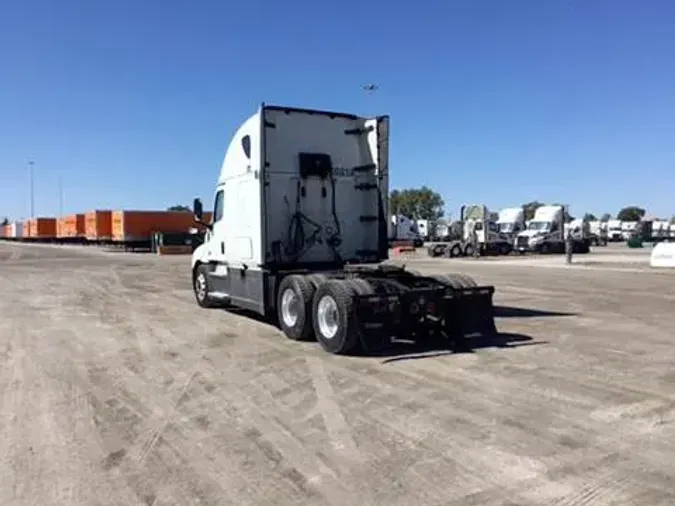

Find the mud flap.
xmin=442 ymin=287 xmax=497 ymax=340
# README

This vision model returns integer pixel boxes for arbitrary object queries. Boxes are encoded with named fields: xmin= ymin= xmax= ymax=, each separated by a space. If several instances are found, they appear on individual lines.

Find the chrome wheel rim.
xmin=281 ymin=288 xmax=299 ymax=327
xmin=195 ymin=272 xmax=207 ymax=301
xmin=317 ymin=295 xmax=339 ymax=339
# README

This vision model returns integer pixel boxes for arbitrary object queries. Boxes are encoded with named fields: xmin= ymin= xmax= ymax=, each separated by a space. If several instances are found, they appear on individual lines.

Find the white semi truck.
xmin=588 ymin=220 xmax=608 ymax=246
xmin=427 ymin=204 xmax=513 ymax=257
xmin=651 ymin=220 xmax=670 ymax=241
xmin=416 ymin=219 xmax=429 ymax=241
xmin=389 ymin=214 xmax=422 ymax=246
xmin=496 ymin=206 xmax=526 ymax=241
xmin=621 ymin=221 xmax=638 ymax=241
xmin=607 ymin=219 xmax=623 ymax=242
xmin=515 ymin=205 xmax=591 ymax=254
xmin=190 ymin=104 xmax=497 ymax=355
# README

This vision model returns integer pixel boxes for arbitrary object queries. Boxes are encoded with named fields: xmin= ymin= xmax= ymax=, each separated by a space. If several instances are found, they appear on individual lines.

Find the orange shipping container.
xmin=58 ymin=213 xmax=85 ymax=238
xmin=85 ymin=210 xmax=113 ymax=240
xmin=23 ymin=219 xmax=32 ymax=237
xmin=111 ymin=210 xmax=198 ymax=242
xmin=56 ymin=217 xmax=66 ymax=237
xmin=32 ymin=217 xmax=57 ymax=238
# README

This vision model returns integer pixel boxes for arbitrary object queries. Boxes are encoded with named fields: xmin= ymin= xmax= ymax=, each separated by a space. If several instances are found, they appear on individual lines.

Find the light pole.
xmin=28 ymin=160 xmax=35 ymax=218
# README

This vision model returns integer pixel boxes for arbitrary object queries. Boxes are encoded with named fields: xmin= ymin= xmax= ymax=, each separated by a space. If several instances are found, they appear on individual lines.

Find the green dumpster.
xmin=627 ymin=236 xmax=643 ymax=248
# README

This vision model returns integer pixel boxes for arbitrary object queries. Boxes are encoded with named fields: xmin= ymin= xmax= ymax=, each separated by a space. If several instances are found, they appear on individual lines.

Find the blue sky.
xmin=1 ymin=0 xmax=673 ymax=221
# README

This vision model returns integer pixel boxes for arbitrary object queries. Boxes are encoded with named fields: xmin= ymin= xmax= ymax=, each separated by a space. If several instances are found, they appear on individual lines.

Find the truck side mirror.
xmin=193 ymin=197 xmax=203 ymax=222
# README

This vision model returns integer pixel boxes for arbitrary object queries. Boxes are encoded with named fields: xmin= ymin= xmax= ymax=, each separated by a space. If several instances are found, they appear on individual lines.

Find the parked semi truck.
xmin=607 ymin=219 xmax=623 ymax=242
xmin=515 ymin=205 xmax=591 ymax=254
xmin=427 ymin=204 xmax=513 ymax=257
xmin=389 ymin=214 xmax=423 ymax=246
xmin=588 ymin=220 xmax=608 ymax=246
xmin=416 ymin=219 xmax=429 ymax=241
xmin=496 ymin=206 xmax=526 ymax=241
xmin=621 ymin=221 xmax=638 ymax=241
xmin=190 ymin=104 xmax=497 ymax=355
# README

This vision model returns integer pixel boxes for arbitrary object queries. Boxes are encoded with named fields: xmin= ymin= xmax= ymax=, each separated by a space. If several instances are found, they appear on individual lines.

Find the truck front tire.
xmin=193 ymin=264 xmax=216 ymax=308
xmin=277 ymin=275 xmax=316 ymax=341
xmin=312 ymin=280 xmax=360 ymax=355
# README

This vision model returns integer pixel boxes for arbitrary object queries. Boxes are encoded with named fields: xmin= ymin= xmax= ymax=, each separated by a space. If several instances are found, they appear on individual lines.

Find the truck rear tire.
xmin=432 ymin=273 xmax=477 ymax=288
xmin=447 ymin=243 xmax=462 ymax=258
xmin=277 ymin=275 xmax=316 ymax=341
xmin=312 ymin=279 xmax=360 ymax=355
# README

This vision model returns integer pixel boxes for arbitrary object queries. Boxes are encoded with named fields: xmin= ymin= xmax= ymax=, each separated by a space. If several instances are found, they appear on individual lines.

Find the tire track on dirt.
xmin=74 ymin=266 xmax=349 ymax=505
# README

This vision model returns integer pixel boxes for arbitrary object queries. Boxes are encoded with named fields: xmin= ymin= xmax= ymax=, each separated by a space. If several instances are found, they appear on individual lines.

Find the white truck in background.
xmin=189 ymin=104 xmax=498 ymax=355
xmin=607 ymin=219 xmax=623 ymax=242
xmin=651 ymin=220 xmax=670 ymax=241
xmin=433 ymin=220 xmax=450 ymax=241
xmin=621 ymin=221 xmax=638 ymax=241
xmin=588 ymin=220 xmax=608 ymax=246
xmin=564 ymin=218 xmax=591 ymax=239
xmin=389 ymin=214 xmax=423 ymax=246
xmin=496 ymin=206 xmax=526 ymax=241
xmin=427 ymin=204 xmax=513 ymax=257
xmin=416 ymin=219 xmax=429 ymax=241
xmin=515 ymin=204 xmax=591 ymax=254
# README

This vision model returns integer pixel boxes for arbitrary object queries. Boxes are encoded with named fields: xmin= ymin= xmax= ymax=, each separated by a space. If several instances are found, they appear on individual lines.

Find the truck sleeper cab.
xmin=191 ymin=104 xmax=497 ymax=355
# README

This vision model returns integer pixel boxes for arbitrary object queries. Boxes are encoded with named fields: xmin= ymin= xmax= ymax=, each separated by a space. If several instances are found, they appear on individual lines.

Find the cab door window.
xmin=213 ymin=189 xmax=224 ymax=223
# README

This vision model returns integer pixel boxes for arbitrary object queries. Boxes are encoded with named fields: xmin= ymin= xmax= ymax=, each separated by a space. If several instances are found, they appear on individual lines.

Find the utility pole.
xmin=28 ymin=160 xmax=35 ymax=218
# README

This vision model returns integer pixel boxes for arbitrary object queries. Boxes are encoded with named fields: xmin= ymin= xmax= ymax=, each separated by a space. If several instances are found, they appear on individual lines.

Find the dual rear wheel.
xmin=276 ymin=276 xmax=364 ymax=355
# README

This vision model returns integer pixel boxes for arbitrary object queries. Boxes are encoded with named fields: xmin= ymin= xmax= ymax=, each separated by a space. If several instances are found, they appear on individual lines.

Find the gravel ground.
xmin=1 ymin=241 xmax=675 ymax=506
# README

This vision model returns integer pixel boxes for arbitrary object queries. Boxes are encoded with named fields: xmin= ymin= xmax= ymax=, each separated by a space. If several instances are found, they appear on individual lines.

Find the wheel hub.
xmin=281 ymin=288 xmax=299 ymax=327
xmin=195 ymin=273 xmax=207 ymax=300
xmin=317 ymin=295 xmax=339 ymax=339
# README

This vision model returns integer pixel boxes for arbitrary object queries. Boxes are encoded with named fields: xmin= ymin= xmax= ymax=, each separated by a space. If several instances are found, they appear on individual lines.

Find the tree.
xmin=522 ymin=201 xmax=544 ymax=221
xmin=389 ymin=186 xmax=444 ymax=221
xmin=617 ymin=206 xmax=645 ymax=222
xmin=583 ymin=213 xmax=597 ymax=221
xmin=0 ymin=217 xmax=8 ymax=226
xmin=600 ymin=213 xmax=611 ymax=221
xmin=670 ymin=216 xmax=675 ymax=225
xmin=167 ymin=205 xmax=191 ymax=212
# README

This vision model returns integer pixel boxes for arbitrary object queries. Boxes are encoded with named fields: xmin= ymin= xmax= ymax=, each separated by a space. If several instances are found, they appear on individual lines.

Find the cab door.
xmin=207 ymin=186 xmax=226 ymax=264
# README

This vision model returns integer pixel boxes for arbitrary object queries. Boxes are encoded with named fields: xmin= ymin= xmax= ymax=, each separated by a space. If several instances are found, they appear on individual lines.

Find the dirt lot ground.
xmin=2 ymin=241 xmax=675 ymax=506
